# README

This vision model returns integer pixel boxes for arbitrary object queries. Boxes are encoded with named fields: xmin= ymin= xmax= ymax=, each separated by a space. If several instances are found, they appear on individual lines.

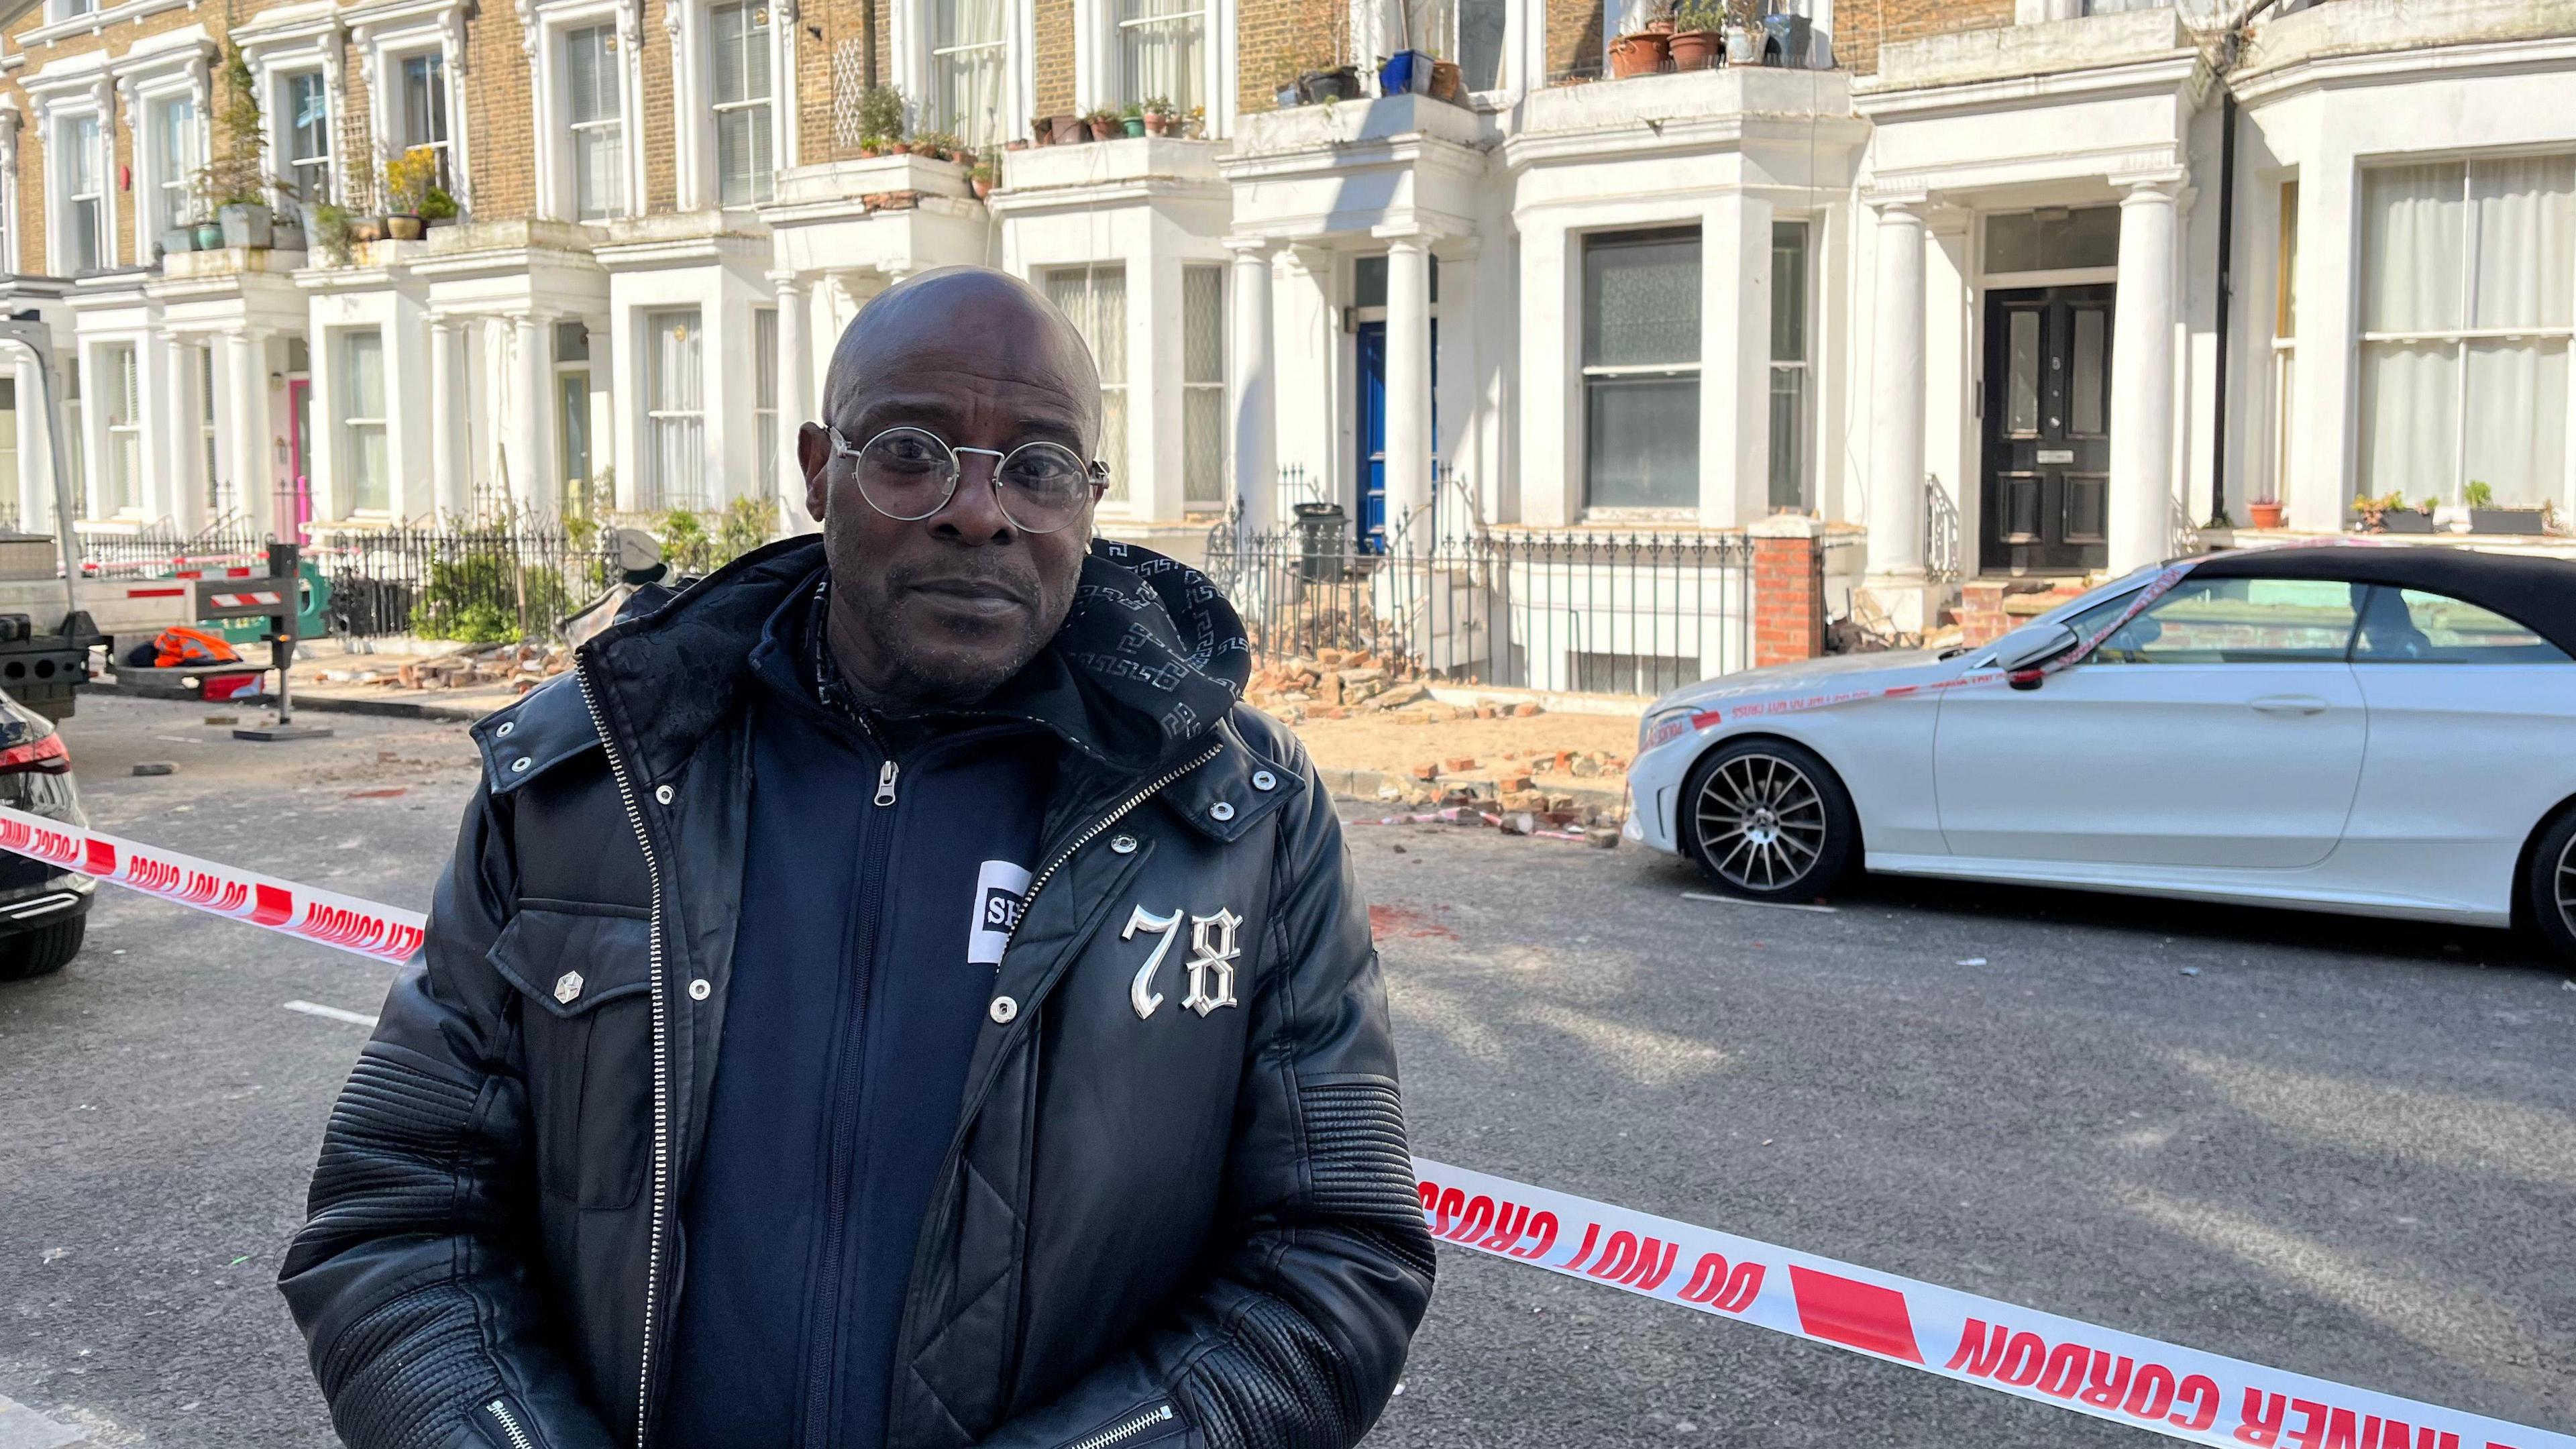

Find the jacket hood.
xmin=576 ymin=533 xmax=1252 ymax=786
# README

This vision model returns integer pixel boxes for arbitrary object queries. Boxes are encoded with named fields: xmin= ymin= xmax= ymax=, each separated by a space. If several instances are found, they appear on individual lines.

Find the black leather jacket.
xmin=278 ymin=537 xmax=1434 ymax=1449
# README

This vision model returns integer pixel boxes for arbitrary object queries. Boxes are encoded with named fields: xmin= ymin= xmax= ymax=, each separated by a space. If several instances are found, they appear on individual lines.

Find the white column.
xmin=1383 ymin=231 xmax=1434 ymax=543
xmin=1519 ymin=220 xmax=1574 ymax=527
xmin=165 ymin=335 xmax=207 ymax=532
xmin=1699 ymin=190 xmax=1772 ymax=530
xmin=511 ymin=313 xmax=554 ymax=512
xmin=227 ymin=330 xmax=272 ymax=535
xmin=1271 ymin=246 xmax=1333 ymax=514
xmin=429 ymin=316 xmax=464 ymax=520
xmin=771 ymin=272 xmax=813 ymax=531
xmin=2109 ymin=178 xmax=2181 ymax=574
xmin=13 ymin=354 xmax=46 ymax=529
xmin=1865 ymin=201 xmax=1927 ymax=581
xmin=1431 ymin=239 xmax=1480 ymax=540
xmin=1225 ymin=239 xmax=1276 ymax=531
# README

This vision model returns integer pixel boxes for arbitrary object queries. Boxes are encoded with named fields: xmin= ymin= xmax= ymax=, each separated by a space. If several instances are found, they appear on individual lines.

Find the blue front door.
xmin=1356 ymin=321 xmax=1388 ymax=550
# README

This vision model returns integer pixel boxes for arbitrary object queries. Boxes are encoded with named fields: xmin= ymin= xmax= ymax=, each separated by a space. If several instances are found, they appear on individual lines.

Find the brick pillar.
xmin=1749 ymin=515 xmax=1824 ymax=667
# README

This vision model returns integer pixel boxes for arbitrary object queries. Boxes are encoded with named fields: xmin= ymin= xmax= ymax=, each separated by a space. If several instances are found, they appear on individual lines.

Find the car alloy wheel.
xmin=1693 ymin=751 xmax=1830 ymax=894
xmin=2558 ymin=832 xmax=2576 ymax=940
xmin=2520 ymin=805 xmax=2576 ymax=975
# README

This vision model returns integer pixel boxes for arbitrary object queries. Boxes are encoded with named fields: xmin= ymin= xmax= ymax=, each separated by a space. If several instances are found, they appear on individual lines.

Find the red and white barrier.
xmin=1415 ymin=1159 xmax=2573 ymax=1449
xmin=0 ymin=804 xmax=424 ymax=963
xmin=3 ymin=808 xmax=2563 ymax=1448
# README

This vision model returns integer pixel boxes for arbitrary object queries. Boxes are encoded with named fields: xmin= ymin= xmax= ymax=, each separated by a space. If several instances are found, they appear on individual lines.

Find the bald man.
xmin=280 ymin=267 xmax=1432 ymax=1449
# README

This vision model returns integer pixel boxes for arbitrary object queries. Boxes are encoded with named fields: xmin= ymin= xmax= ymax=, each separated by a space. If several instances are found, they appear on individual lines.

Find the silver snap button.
xmin=553 ymin=971 xmax=584 ymax=1004
xmin=654 ymin=784 xmax=674 ymax=805
xmin=496 ymin=720 xmax=515 ymax=738
xmin=511 ymin=757 xmax=532 ymax=773
xmin=688 ymin=978 xmax=712 ymax=1001
xmin=1110 ymin=835 xmax=1138 ymax=854
xmin=1209 ymin=801 xmax=1236 ymax=822
xmin=988 ymin=995 xmax=1018 ymax=1024
xmin=1251 ymin=769 xmax=1277 ymax=792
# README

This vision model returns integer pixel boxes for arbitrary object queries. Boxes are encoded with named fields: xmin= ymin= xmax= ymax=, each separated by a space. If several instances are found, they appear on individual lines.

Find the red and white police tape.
xmin=1 ymin=804 xmax=2565 ymax=1449
xmin=0 ymin=803 xmax=423 ymax=963
xmin=1415 ymin=1159 xmax=2574 ymax=1449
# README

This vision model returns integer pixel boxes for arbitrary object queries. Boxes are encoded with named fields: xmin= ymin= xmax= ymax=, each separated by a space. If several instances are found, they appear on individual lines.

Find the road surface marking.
xmin=1681 ymin=892 xmax=1838 ymax=914
xmin=0 ymin=1395 xmax=84 ymax=1449
xmin=284 ymin=1000 xmax=379 ymax=1028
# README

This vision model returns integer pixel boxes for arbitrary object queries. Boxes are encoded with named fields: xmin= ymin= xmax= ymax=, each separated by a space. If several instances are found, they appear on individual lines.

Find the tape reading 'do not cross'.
xmin=1 ymin=806 xmax=2563 ymax=1449
xmin=1416 ymin=1159 xmax=2573 ymax=1449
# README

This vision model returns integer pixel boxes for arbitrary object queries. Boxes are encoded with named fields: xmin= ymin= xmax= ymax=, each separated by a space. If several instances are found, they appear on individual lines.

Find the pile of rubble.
xmin=313 ymin=641 xmax=574 ymax=694
xmin=1379 ymin=747 xmax=1628 ymax=814
xmin=1246 ymin=650 xmax=1548 ymax=725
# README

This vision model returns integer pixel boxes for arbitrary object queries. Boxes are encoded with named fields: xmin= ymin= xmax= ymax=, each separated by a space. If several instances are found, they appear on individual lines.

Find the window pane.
xmin=2469 ymin=154 xmax=2574 ymax=331
xmin=2078 ymin=576 xmax=2359 ymax=663
xmin=1119 ymin=6 xmax=1203 ymax=111
xmin=1458 ymin=0 xmax=1505 ymax=90
xmin=567 ymin=27 xmax=616 ymax=123
xmin=1088 ymin=268 xmax=1126 ymax=384
xmin=576 ymin=125 xmax=626 ymax=219
xmin=402 ymin=54 xmax=450 ymax=148
xmin=1585 ymin=231 xmax=1700 ymax=367
xmin=343 ymin=331 xmax=385 ymax=417
xmin=284 ymin=72 xmax=329 ymax=162
xmin=1184 ymin=388 xmax=1222 ymax=504
xmin=2276 ymin=179 xmax=2299 ymax=340
xmin=934 ymin=41 xmax=1006 ymax=147
xmin=1182 ymin=265 xmax=1222 ymax=384
xmin=2463 ymin=339 xmax=2568 ymax=509
xmin=1767 ymin=365 xmax=1805 ymax=511
xmin=2070 ymin=305 xmax=2108 ymax=437
xmin=717 ymin=108 xmax=773 ymax=205
xmin=1768 ymin=221 xmax=1807 ymax=363
xmin=2361 ymin=162 xmax=2465 ymax=334
xmin=1584 ymin=375 xmax=1698 ymax=508
xmin=2355 ymin=587 xmax=2569 ymax=663
xmin=2006 ymin=309 xmax=2040 ymax=435
xmin=2357 ymin=340 xmax=2457 ymax=503
xmin=1982 ymin=206 xmax=2119 ymax=274
xmin=646 ymin=309 xmax=705 ymax=510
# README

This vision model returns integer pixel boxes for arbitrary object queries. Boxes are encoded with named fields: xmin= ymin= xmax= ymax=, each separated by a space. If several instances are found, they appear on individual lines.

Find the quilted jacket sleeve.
xmin=978 ymin=750 xmax=1437 ymax=1449
xmin=277 ymin=786 xmax=616 ymax=1449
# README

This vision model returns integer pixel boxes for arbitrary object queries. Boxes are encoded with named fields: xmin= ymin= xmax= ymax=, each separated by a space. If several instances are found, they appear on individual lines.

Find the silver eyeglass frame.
xmin=824 ymin=424 xmax=1109 ymax=534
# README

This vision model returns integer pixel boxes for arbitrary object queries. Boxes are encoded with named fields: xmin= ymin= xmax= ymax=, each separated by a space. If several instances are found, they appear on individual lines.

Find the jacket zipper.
xmin=1002 ymin=744 xmax=1222 ymax=955
xmin=803 ymin=733 xmax=904 ymax=1449
xmin=485 ymin=1398 xmax=537 ymax=1449
xmin=1066 ymin=1403 xmax=1175 ymax=1449
xmin=575 ymin=661 xmax=671 ymax=1449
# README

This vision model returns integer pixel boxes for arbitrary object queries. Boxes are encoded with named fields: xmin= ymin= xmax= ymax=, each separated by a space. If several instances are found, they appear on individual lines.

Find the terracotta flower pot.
xmin=971 ymin=176 xmax=994 ymax=199
xmin=1142 ymin=111 xmax=1168 ymax=136
xmin=1668 ymin=30 xmax=1720 ymax=70
xmin=2247 ymin=500 xmax=2285 ymax=529
xmin=1051 ymin=115 xmax=1085 ymax=144
xmin=890 ymin=140 xmax=912 ymax=154
xmin=1089 ymin=116 xmax=1119 ymax=141
xmin=1607 ymin=31 xmax=1670 ymax=78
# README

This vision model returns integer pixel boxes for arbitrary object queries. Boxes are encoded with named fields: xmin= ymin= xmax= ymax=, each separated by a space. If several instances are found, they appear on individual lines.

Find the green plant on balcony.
xmin=195 ymin=41 xmax=270 ymax=232
xmin=1140 ymin=94 xmax=1174 ymax=134
xmin=420 ymin=185 xmax=460 ymax=223
xmin=384 ymin=146 xmax=438 ymax=217
xmin=1084 ymin=105 xmax=1121 ymax=140
xmin=855 ymin=84 xmax=906 ymax=154
xmin=313 ymin=202 xmax=357 ymax=266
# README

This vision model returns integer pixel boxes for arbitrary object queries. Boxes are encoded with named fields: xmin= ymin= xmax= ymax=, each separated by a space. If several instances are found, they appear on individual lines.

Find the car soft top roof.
xmin=2190 ymin=544 xmax=2576 ymax=657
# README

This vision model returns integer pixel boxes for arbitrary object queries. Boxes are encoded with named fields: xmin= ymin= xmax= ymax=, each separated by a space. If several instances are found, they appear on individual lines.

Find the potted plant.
xmin=2354 ymin=491 xmax=2435 ymax=534
xmin=1607 ymin=26 xmax=1670 ymax=77
xmin=421 ymin=185 xmax=460 ymax=228
xmin=1669 ymin=0 xmax=1723 ymax=68
xmin=1428 ymin=58 xmax=1463 ymax=99
xmin=1085 ymin=106 xmax=1120 ymax=141
xmin=1030 ymin=115 xmax=1051 ymax=146
xmin=382 ymin=146 xmax=436 ymax=240
xmin=313 ymin=202 xmax=357 ymax=266
xmin=969 ymin=154 xmax=998 ymax=200
xmin=2465 ymin=479 xmax=2546 ymax=535
xmin=1379 ymin=48 xmax=1436 ymax=95
xmin=1140 ymin=95 xmax=1172 ymax=136
xmin=201 ymin=41 xmax=273 ymax=249
xmin=271 ymin=207 xmax=307 ymax=252
xmin=1300 ymin=65 xmax=1362 ymax=102
xmin=1184 ymin=104 xmax=1206 ymax=138
xmin=1723 ymin=0 xmax=1761 ymax=64
xmin=160 ymin=221 xmax=198 ymax=259
xmin=1049 ymin=113 xmax=1085 ymax=144
xmin=2247 ymin=495 xmax=2285 ymax=529
xmin=857 ymin=85 xmax=906 ymax=157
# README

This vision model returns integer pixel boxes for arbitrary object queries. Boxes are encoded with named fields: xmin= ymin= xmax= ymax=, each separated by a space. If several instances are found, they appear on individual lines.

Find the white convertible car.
xmin=1625 ymin=545 xmax=2576 ymax=965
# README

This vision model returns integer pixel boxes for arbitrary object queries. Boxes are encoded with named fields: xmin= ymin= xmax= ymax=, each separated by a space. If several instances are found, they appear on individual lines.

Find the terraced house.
xmin=0 ymin=0 xmax=2568 ymax=680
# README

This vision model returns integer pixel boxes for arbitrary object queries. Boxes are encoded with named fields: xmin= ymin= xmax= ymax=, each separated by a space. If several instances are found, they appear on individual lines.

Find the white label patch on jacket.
xmin=968 ymin=859 xmax=1034 ymax=967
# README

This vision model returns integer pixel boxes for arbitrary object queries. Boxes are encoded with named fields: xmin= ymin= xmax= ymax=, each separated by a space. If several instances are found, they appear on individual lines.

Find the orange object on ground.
xmin=151 ymin=626 xmax=245 ymax=668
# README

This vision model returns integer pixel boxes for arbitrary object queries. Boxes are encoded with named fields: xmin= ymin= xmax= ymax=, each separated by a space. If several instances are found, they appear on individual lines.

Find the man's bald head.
xmin=822 ymin=266 xmax=1102 ymax=444
xmin=795 ymin=264 xmax=1108 ymax=711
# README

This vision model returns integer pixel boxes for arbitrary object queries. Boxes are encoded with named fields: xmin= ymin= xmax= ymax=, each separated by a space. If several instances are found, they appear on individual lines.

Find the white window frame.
xmin=642 ymin=307 xmax=706 ymax=511
xmin=354 ymin=4 xmax=473 ymax=216
xmin=1578 ymin=225 xmax=1705 ymax=517
xmin=54 ymin=108 xmax=107 ymax=273
xmin=274 ymin=66 xmax=335 ymax=211
xmin=708 ymin=0 xmax=775 ymax=205
xmin=1067 ymin=0 xmax=1228 ymax=136
xmin=671 ymin=0 xmax=793 ymax=211
xmin=237 ymin=12 xmax=345 ymax=211
xmin=2355 ymin=152 xmax=2576 ymax=509
xmin=926 ymin=0 xmax=1008 ymax=149
xmin=897 ymin=0 xmax=1030 ymax=154
xmin=525 ymin=1 xmax=645 ymax=223
xmin=339 ymin=328 xmax=391 ymax=517
xmin=144 ymin=92 xmax=203 ymax=240
xmin=100 ymin=341 xmax=142 ymax=517
xmin=1042 ymin=264 xmax=1130 ymax=504
xmin=1767 ymin=217 xmax=1813 ymax=513
xmin=1182 ymin=262 xmax=1224 ymax=508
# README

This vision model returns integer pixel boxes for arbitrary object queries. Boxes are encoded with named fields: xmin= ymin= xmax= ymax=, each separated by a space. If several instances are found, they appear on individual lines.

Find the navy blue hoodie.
xmin=663 ymin=579 xmax=1055 ymax=1449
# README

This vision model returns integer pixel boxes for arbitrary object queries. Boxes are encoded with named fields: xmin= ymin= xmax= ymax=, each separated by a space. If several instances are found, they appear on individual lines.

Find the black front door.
xmin=1981 ymin=284 xmax=2112 ymax=574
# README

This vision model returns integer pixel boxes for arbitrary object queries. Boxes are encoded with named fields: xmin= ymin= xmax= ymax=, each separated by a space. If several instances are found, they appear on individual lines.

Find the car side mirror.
xmin=1992 ymin=623 xmax=2081 ymax=688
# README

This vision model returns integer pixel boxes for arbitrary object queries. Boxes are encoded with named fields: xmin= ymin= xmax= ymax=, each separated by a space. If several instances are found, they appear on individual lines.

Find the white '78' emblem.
xmin=1123 ymin=905 xmax=1242 ymax=1019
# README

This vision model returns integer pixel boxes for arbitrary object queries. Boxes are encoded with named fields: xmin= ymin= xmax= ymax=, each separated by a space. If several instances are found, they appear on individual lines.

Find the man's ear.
xmin=798 ymin=423 xmax=830 ymax=523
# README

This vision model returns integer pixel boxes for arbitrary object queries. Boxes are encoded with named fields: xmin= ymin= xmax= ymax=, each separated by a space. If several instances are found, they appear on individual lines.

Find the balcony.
xmin=995 ymin=136 xmax=1224 ymax=198
xmin=1856 ymin=6 xmax=2191 ymax=95
xmin=1515 ymin=62 xmax=1853 ymax=142
xmin=2234 ymin=0 xmax=2576 ymax=85
xmin=769 ymin=153 xmax=977 ymax=215
xmin=1228 ymin=92 xmax=1484 ymax=162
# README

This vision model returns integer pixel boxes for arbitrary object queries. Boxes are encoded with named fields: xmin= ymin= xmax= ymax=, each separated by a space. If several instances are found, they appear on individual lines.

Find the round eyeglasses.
xmin=825 ymin=425 xmax=1108 ymax=535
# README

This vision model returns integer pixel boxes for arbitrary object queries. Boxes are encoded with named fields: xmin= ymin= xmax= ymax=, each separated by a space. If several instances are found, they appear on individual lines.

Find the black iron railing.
xmin=1203 ymin=507 xmax=1754 ymax=694
xmin=303 ymin=522 xmax=622 ymax=643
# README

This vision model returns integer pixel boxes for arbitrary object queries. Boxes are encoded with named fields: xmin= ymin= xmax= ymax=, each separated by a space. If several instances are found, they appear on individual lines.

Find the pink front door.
xmin=285 ymin=378 xmax=313 ymax=541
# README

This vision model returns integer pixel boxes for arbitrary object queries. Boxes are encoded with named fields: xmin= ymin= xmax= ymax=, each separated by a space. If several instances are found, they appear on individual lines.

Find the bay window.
xmin=280 ymin=70 xmax=332 ymax=207
xmin=644 ymin=308 xmax=706 ymax=509
xmin=1118 ymin=0 xmax=1203 ymax=113
xmin=931 ymin=0 xmax=1008 ymax=149
xmin=2358 ymin=155 xmax=2573 ymax=510
xmin=1044 ymin=266 xmax=1128 ymax=500
xmin=341 ymin=331 xmax=390 ymax=514
xmin=1582 ymin=227 xmax=1701 ymax=510
xmin=710 ymin=1 xmax=773 ymax=205
xmin=567 ymin=25 xmax=627 ymax=219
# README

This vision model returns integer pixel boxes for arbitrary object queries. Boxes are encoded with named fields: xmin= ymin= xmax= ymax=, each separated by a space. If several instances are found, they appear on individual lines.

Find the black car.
xmin=0 ymin=688 xmax=92 ymax=980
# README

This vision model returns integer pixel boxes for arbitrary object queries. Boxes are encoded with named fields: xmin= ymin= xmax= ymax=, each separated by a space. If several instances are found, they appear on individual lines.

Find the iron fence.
xmin=303 ymin=522 xmax=621 ymax=642
xmin=1203 ymin=511 xmax=1755 ymax=695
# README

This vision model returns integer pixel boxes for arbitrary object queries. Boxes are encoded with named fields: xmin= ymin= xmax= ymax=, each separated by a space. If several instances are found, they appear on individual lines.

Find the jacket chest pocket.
xmin=488 ymin=902 xmax=654 ymax=1211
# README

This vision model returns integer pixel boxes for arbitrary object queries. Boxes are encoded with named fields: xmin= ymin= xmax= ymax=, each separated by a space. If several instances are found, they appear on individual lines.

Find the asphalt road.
xmin=2 ymin=694 xmax=2571 ymax=1448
